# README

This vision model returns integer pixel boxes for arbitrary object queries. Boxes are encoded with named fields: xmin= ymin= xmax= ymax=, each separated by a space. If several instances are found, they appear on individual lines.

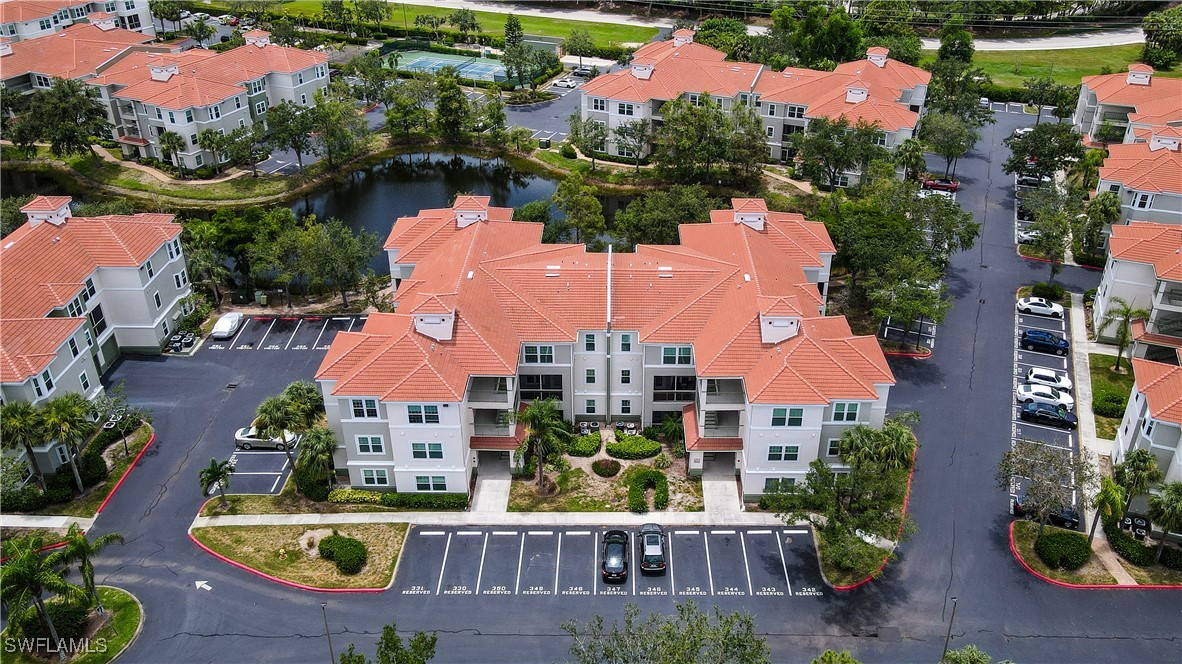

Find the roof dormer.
xmin=1127 ymin=63 xmax=1154 ymax=86
xmin=1149 ymin=132 xmax=1181 ymax=152
xmin=866 ymin=46 xmax=889 ymax=68
xmin=0 ymin=38 xmax=11 ymax=57
xmin=88 ymin=11 xmax=118 ymax=31
xmin=20 ymin=196 xmax=72 ymax=228
xmin=149 ymin=59 xmax=179 ymax=82
xmin=731 ymin=198 xmax=768 ymax=231
xmin=672 ymin=28 xmax=695 ymax=47
xmin=244 ymin=29 xmax=270 ymax=47
xmin=845 ymin=81 xmax=869 ymax=104
xmin=414 ymin=311 xmax=455 ymax=342
xmin=453 ymin=195 xmax=491 ymax=229
xmin=631 ymin=60 xmax=654 ymax=80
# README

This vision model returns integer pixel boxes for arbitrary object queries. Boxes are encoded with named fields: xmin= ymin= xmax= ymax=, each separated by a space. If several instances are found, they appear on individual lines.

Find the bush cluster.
xmin=559 ymin=142 xmax=578 ymax=159
xmin=1031 ymin=282 xmax=1066 ymax=301
xmin=568 ymin=433 xmax=602 ymax=457
xmin=1092 ymin=386 xmax=1129 ymax=419
xmin=978 ymin=82 xmax=1027 ymax=104
xmin=13 ymin=599 xmax=88 ymax=641
xmin=607 ymin=434 xmax=662 ymax=460
xmin=652 ymin=452 xmax=672 ymax=469
xmin=640 ymin=426 xmax=661 ymax=442
xmin=327 ymin=488 xmax=468 ymax=510
xmin=627 ymin=468 xmax=669 ymax=513
xmin=511 ymin=452 xmax=537 ymax=480
xmin=1033 ymin=528 xmax=1091 ymax=570
xmin=1161 ymin=544 xmax=1182 ymax=571
xmin=79 ymin=451 xmax=109 ymax=487
xmin=591 ymin=459 xmax=621 ymax=477
xmin=1 ymin=486 xmax=49 ymax=512
xmin=1103 ymin=516 xmax=1156 ymax=566
xmin=328 ymin=488 xmax=383 ymax=504
xmin=296 ymin=464 xmax=331 ymax=502
xmin=318 ymin=533 xmax=368 ymax=575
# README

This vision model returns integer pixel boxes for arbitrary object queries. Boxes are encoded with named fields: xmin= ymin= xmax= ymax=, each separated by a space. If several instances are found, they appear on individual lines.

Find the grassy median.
xmin=1012 ymin=520 xmax=1118 ymax=585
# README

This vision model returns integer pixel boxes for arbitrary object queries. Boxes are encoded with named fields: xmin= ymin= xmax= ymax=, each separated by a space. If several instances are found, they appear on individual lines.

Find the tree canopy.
xmin=614 ymin=185 xmax=720 ymax=247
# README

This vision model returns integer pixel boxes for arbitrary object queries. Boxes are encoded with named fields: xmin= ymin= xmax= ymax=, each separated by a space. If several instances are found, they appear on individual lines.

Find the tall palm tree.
xmin=1147 ymin=482 xmax=1182 ymax=564
xmin=517 ymin=398 xmax=571 ymax=490
xmin=40 ymin=394 xmax=94 ymax=493
xmin=1115 ymin=449 xmax=1163 ymax=512
xmin=894 ymin=137 xmax=927 ymax=182
xmin=199 ymin=457 xmax=234 ymax=509
xmin=297 ymin=426 xmax=337 ymax=488
xmin=61 ymin=523 xmax=124 ymax=615
xmin=875 ymin=419 xmax=918 ymax=471
xmin=659 ymin=414 xmax=684 ymax=455
xmin=158 ymin=131 xmax=187 ymax=179
xmin=282 ymin=381 xmax=325 ymax=431
xmin=254 ymin=395 xmax=300 ymax=494
xmin=0 ymin=535 xmax=86 ymax=660
xmin=1 ymin=401 xmax=47 ymax=491
xmin=1089 ymin=476 xmax=1125 ymax=544
xmin=1096 ymin=296 xmax=1151 ymax=371
xmin=197 ymin=128 xmax=226 ymax=175
xmin=837 ymin=425 xmax=879 ymax=469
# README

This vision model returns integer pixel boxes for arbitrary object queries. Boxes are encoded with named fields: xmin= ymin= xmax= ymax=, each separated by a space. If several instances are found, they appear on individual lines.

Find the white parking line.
xmin=593 ymin=531 xmax=598 ymax=596
xmin=748 ymin=529 xmax=771 ymax=535
xmin=310 ymin=317 xmax=331 ymax=350
xmin=703 ymin=532 xmax=715 ymax=596
xmin=419 ymin=531 xmax=445 ymax=536
xmin=775 ymin=533 xmax=793 ymax=596
xmin=1018 ymin=321 xmax=1066 ymax=333
xmin=284 ymin=318 xmax=303 ymax=350
xmin=255 ymin=317 xmax=277 ymax=351
xmin=528 ymin=530 xmax=553 ymax=535
xmin=631 ymin=531 xmax=636 ymax=596
xmin=232 ymin=450 xmax=289 ymax=455
xmin=456 ymin=531 xmax=482 ymax=536
xmin=436 ymin=532 xmax=453 ymax=595
xmin=492 ymin=531 xmax=517 ymax=536
xmin=674 ymin=530 xmax=699 ymax=535
xmin=668 ymin=534 xmax=676 ymax=596
xmin=739 ymin=532 xmax=753 ymax=596
xmin=227 ymin=318 xmax=249 ymax=348
xmin=230 ymin=471 xmax=283 ymax=475
xmin=474 ymin=533 xmax=489 ymax=593
xmin=346 ymin=316 xmax=359 ymax=332
xmin=712 ymin=530 xmax=735 ymax=535
xmin=1015 ymin=419 xmax=1079 ymax=435
xmin=566 ymin=531 xmax=590 ymax=536
xmin=783 ymin=529 xmax=809 ymax=535
xmin=553 ymin=532 xmax=562 ymax=595
xmin=515 ymin=532 xmax=525 ymax=594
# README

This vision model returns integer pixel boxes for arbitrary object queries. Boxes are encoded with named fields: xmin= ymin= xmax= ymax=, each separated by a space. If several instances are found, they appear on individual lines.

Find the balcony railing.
xmin=468 ymin=389 xmax=510 ymax=403
xmin=473 ymin=424 xmax=512 ymax=437
xmin=701 ymin=390 xmax=745 ymax=406
xmin=1161 ymin=289 xmax=1182 ymax=308
xmin=703 ymin=425 xmax=740 ymax=437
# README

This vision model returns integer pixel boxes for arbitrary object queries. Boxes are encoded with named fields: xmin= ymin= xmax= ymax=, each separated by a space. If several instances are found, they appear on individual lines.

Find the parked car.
xmin=1025 ymin=367 xmax=1072 ymax=391
xmin=1020 ymin=329 xmax=1069 ymax=356
xmin=219 ymin=15 xmax=237 ymax=25
xmin=922 ymin=177 xmax=960 ymax=192
xmin=179 ymin=10 xmax=191 ymax=19
xmin=638 ymin=524 xmax=666 ymax=574
xmin=1016 ymin=173 xmax=1051 ymax=187
xmin=571 ymin=66 xmax=592 ymax=77
xmin=1019 ymin=402 xmax=1078 ymax=429
xmin=1012 ymin=127 xmax=1034 ymax=138
xmin=1014 ymin=495 xmax=1081 ymax=529
xmin=601 ymin=530 xmax=629 ymax=582
xmin=1016 ymin=203 xmax=1034 ymax=220
xmin=917 ymin=188 xmax=954 ymax=200
xmin=210 ymin=312 xmax=243 ymax=339
xmin=1017 ymin=229 xmax=1041 ymax=244
xmin=1016 ymin=383 xmax=1075 ymax=410
xmin=1016 ymin=296 xmax=1064 ymax=318
xmin=192 ymin=12 xmax=210 ymax=20
xmin=979 ymin=97 xmax=990 ymax=107
xmin=234 ymin=426 xmax=299 ymax=450
xmin=553 ymin=78 xmax=579 ymax=88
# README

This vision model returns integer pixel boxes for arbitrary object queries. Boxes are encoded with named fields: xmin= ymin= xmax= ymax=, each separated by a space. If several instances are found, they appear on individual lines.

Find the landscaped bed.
xmin=1011 ymin=520 xmax=1118 ymax=585
xmin=190 ymin=523 xmax=408 ymax=589
xmin=0 ymin=586 xmax=142 ymax=664
xmin=20 ymin=423 xmax=154 ymax=519
xmin=1089 ymin=353 xmax=1135 ymax=440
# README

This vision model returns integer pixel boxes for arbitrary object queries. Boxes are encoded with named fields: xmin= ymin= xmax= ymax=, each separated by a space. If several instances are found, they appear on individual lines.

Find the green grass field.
xmin=922 ymin=44 xmax=1182 ymax=87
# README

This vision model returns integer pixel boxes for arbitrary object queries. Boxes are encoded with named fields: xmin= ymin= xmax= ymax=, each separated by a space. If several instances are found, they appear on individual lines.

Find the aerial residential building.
xmin=317 ymin=197 xmax=892 ymax=499
xmin=1093 ymin=222 xmax=1182 ymax=363
xmin=0 ymin=195 xmax=190 ymax=474
xmin=579 ymin=31 xmax=928 ymax=185
xmin=1095 ymin=131 xmax=1182 ymax=227
xmin=0 ymin=20 xmax=163 ymax=94
xmin=1073 ymin=64 xmax=1182 ymax=145
xmin=0 ymin=0 xmax=154 ymax=42
xmin=1115 ymin=351 xmax=1182 ymax=488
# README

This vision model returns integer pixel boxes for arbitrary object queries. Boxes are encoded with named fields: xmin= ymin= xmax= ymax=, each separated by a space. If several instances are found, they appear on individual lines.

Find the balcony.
xmin=473 ymin=423 xmax=512 ymax=436
xmin=701 ymin=379 xmax=744 ymax=407
xmin=118 ymin=104 xmax=137 ymax=119
xmin=702 ymin=410 xmax=740 ymax=438
xmin=470 ymin=406 xmax=527 ymax=451
xmin=467 ymin=377 xmax=511 ymax=405
xmin=1157 ymin=287 xmax=1182 ymax=311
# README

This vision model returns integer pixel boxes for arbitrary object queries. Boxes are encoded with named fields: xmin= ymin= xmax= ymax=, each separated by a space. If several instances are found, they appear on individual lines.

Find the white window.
xmin=411 ymin=442 xmax=443 ymax=459
xmin=85 ymin=278 xmax=96 ymax=298
xmin=873 ymin=132 xmax=887 ymax=147
xmin=168 ymin=111 xmax=176 ymax=124
xmin=833 ymin=173 xmax=850 ymax=188
xmin=300 ymin=93 xmax=307 ymax=105
xmin=1144 ymin=420 xmax=1156 ymax=437
xmin=357 ymin=436 xmax=384 ymax=454
xmin=210 ymin=105 xmax=221 ymax=120
xmin=592 ymin=98 xmax=606 ymax=112
xmin=832 ymin=403 xmax=859 ymax=422
xmin=105 ymin=2 xmax=116 ymax=13
xmin=617 ymin=103 xmax=634 ymax=116
xmin=1107 ymin=183 xmax=1120 ymax=193
xmin=827 ymin=439 xmax=841 ymax=456
xmin=32 ymin=377 xmax=43 ymax=398
xmin=771 ymin=407 xmax=803 ymax=427
xmin=185 ymin=109 xmax=194 ymax=123
xmin=235 ymin=96 xmax=242 ymax=109
xmin=407 ymin=405 xmax=440 ymax=424
xmin=620 ymin=334 xmax=631 ymax=352
xmin=362 ymin=469 xmax=389 ymax=486
xmin=618 ymin=146 xmax=634 ymax=157
xmin=786 ymin=105 xmax=805 ymax=119
xmin=351 ymin=399 xmax=379 ymax=418
xmin=34 ymin=74 xmax=51 ymax=88
xmin=250 ymin=79 xmax=266 ymax=94
xmin=764 ymin=477 xmax=796 ymax=492
xmin=167 ymin=241 xmax=175 ymax=259
xmin=1134 ymin=192 xmax=1154 ymax=209
xmin=620 ymin=369 xmax=630 ymax=384
xmin=68 ymin=338 xmax=79 ymax=358
xmin=586 ymin=369 xmax=596 ymax=384
xmin=523 ymin=345 xmax=554 ymax=363
xmin=124 ymin=0 xmax=135 ymax=10
xmin=621 ymin=399 xmax=631 ymax=414
xmin=174 ymin=271 xmax=189 ymax=288
xmin=662 ymin=346 xmax=692 ymax=365
xmin=584 ymin=333 xmax=595 ymax=351
xmin=195 ymin=154 xmax=203 ymax=166
xmin=768 ymin=445 xmax=799 ymax=461
xmin=79 ymin=372 xmax=90 ymax=392
xmin=416 ymin=475 xmax=446 ymax=491
xmin=688 ymin=94 xmax=699 ymax=106
xmin=7 ymin=24 xmax=17 ymax=36
xmin=55 ymin=446 xmax=70 ymax=465
xmin=39 ymin=19 xmax=52 ymax=30
xmin=85 ymin=328 xmax=93 ymax=347
xmin=255 ymin=101 xmax=267 ymax=115
xmin=766 ymin=126 xmax=774 ymax=138
xmin=585 ymin=399 xmax=596 ymax=414
xmin=145 ymin=260 xmax=154 ymax=278
xmin=239 ymin=119 xmax=246 ymax=128
xmin=766 ymin=103 xmax=777 ymax=117
xmin=189 ymin=133 xmax=198 ymax=146
xmin=153 ymin=291 xmax=161 ymax=309
xmin=160 ymin=319 xmax=168 ymax=336
xmin=126 ymin=14 xmax=140 ymax=29
xmin=297 ymin=72 xmax=304 ymax=85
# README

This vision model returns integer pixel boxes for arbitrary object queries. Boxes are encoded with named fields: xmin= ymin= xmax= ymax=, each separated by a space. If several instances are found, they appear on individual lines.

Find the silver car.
xmin=1026 ymin=367 xmax=1072 ymax=391
xmin=1016 ymin=383 xmax=1075 ymax=411
xmin=210 ymin=312 xmax=243 ymax=339
xmin=235 ymin=426 xmax=299 ymax=450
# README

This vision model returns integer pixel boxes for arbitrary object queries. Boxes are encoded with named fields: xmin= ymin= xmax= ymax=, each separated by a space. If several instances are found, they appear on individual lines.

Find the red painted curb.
xmin=884 ymin=351 xmax=931 ymax=359
xmin=1019 ymin=252 xmax=1053 ymax=264
xmin=832 ymin=443 xmax=919 ymax=591
xmin=1007 ymin=521 xmax=1182 ymax=590
xmin=0 ymin=537 xmax=73 ymax=564
xmin=95 ymin=430 xmax=156 ymax=516
xmin=187 ymin=532 xmax=387 ymax=593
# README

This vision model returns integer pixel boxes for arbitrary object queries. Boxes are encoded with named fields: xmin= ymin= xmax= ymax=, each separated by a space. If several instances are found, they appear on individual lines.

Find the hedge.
xmin=1161 ymin=544 xmax=1182 ymax=571
xmin=607 ymin=434 xmax=662 ymax=460
xmin=627 ymin=468 xmax=669 ymax=513
xmin=328 ymin=488 xmax=383 ymax=504
xmin=568 ymin=433 xmax=602 ymax=457
xmin=1103 ymin=516 xmax=1156 ymax=566
xmin=1031 ymin=282 xmax=1065 ymax=301
xmin=0 ymin=486 xmax=49 ymax=512
xmin=328 ymin=488 xmax=468 ymax=510
xmin=318 ymin=533 xmax=368 ymax=575
xmin=1034 ymin=528 xmax=1091 ymax=570
xmin=979 ymin=82 xmax=1027 ymax=104
xmin=1092 ymin=387 xmax=1129 ymax=418
xmin=297 ymin=464 xmax=330 ymax=502
xmin=592 ymin=458 xmax=621 ymax=477
xmin=12 ymin=599 xmax=88 ymax=641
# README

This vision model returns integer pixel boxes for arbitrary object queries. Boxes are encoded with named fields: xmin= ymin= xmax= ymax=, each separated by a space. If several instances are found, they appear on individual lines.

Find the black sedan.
xmin=1019 ymin=402 xmax=1078 ymax=429
xmin=601 ymin=530 xmax=629 ymax=582
xmin=1014 ymin=495 xmax=1081 ymax=529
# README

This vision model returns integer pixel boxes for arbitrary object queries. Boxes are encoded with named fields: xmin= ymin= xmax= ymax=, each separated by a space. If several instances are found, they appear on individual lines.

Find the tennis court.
xmin=393 ymin=50 xmax=508 ymax=82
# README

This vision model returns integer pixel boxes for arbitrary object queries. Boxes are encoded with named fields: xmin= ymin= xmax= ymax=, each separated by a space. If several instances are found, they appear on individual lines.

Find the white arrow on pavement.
xmin=194 ymin=580 xmax=212 ymax=591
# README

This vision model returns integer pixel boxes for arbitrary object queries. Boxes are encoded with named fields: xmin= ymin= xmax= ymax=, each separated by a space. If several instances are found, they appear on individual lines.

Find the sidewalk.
xmin=469 ymin=462 xmax=511 ymax=513
xmin=191 ymin=510 xmax=788 ymax=529
xmin=702 ymin=463 xmax=743 ymax=515
xmin=0 ymin=514 xmax=96 ymax=531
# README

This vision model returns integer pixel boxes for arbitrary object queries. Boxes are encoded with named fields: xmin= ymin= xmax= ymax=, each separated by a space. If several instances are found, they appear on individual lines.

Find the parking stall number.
xmin=562 ymin=585 xmax=590 ymax=596
xmin=679 ymin=585 xmax=708 ymax=596
xmin=756 ymin=586 xmax=784 ymax=596
xmin=638 ymin=585 xmax=668 ymax=596
xmin=522 ymin=585 xmax=549 ymax=596
xmin=402 ymin=585 xmax=431 ymax=596
xmin=483 ymin=585 xmax=512 ymax=596
xmin=796 ymin=586 xmax=823 ymax=597
xmin=443 ymin=585 xmax=471 ymax=595
xmin=718 ymin=586 xmax=745 ymax=596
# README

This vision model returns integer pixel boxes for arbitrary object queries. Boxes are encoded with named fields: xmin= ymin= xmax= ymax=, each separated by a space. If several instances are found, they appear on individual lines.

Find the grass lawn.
xmin=1114 ymin=554 xmax=1182 ymax=586
xmin=0 ymin=586 xmax=142 ymax=664
xmin=816 ymin=531 xmax=889 ymax=587
xmin=509 ymin=468 xmax=613 ymax=512
xmin=1012 ymin=520 xmax=1118 ymax=585
xmin=921 ymin=44 xmax=1182 ymax=87
xmin=0 ymin=528 xmax=67 ymax=558
xmin=1089 ymin=352 xmax=1135 ymax=440
xmin=27 ymin=425 xmax=153 ymax=519
xmin=190 ymin=523 xmax=408 ymax=589
xmin=200 ymin=474 xmax=387 ymax=516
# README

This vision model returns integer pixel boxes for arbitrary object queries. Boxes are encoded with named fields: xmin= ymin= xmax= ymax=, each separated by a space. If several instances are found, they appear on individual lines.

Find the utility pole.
xmin=321 ymin=602 xmax=335 ymax=664
xmin=941 ymin=596 xmax=959 ymax=662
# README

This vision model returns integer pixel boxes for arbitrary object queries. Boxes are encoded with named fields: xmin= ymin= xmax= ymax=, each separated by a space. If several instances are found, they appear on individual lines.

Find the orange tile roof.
xmin=20 ymin=195 xmax=72 ymax=212
xmin=324 ymin=198 xmax=891 ymax=406
xmin=1108 ymin=222 xmax=1182 ymax=281
xmin=1082 ymin=68 xmax=1182 ymax=127
xmin=1132 ymin=357 xmax=1182 ymax=425
xmin=384 ymin=200 xmax=517 ymax=263
xmin=0 ymin=0 xmax=62 ymax=23
xmin=682 ymin=404 xmax=743 ymax=451
xmin=0 ymin=23 xmax=158 ymax=80
xmin=1099 ymin=142 xmax=1182 ymax=195
xmin=1131 ymin=319 xmax=1182 ymax=350
xmin=0 ymin=317 xmax=85 ymax=383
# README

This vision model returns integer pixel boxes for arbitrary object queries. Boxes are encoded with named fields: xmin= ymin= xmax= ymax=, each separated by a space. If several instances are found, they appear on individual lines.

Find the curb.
xmin=97 ymin=585 xmax=145 ymax=662
xmin=187 ymin=530 xmax=388 ymax=593
xmin=884 ymin=350 xmax=931 ymax=359
xmin=96 ymin=426 xmax=157 ymax=516
xmin=1007 ymin=521 xmax=1182 ymax=590
xmin=0 ymin=537 xmax=73 ymax=564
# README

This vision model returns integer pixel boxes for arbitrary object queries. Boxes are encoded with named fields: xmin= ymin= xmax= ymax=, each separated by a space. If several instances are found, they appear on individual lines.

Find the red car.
xmin=923 ymin=177 xmax=960 ymax=192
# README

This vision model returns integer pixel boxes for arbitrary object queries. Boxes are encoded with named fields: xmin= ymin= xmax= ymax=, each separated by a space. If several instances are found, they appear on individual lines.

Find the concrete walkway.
xmin=0 ymin=514 xmax=95 ymax=531
xmin=191 ymin=510 xmax=787 ymax=529
xmin=90 ymin=144 xmax=252 ymax=185
xmin=469 ymin=461 xmax=511 ymax=513
xmin=701 ymin=462 xmax=743 ymax=515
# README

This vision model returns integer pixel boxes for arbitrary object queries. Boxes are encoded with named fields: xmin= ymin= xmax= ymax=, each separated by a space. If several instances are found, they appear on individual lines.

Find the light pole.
xmin=321 ymin=602 xmax=335 ymax=664
xmin=941 ymin=596 xmax=959 ymax=662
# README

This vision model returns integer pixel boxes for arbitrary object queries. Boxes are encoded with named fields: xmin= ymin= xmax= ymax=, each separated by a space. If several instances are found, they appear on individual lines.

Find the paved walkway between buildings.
xmin=91 ymin=144 xmax=251 ymax=185
xmin=470 ymin=461 xmax=511 ymax=513
xmin=0 ymin=514 xmax=95 ymax=531
xmin=702 ymin=463 xmax=744 ymax=515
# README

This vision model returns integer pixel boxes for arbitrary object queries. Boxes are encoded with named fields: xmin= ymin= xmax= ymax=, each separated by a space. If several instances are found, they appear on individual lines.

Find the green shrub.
xmin=652 ymin=452 xmax=672 ymax=469
xmin=1160 ymin=545 xmax=1182 ymax=571
xmin=1141 ymin=45 xmax=1179 ymax=70
xmin=317 ymin=533 xmax=368 ymax=574
xmin=1 ymin=486 xmax=48 ymax=512
xmin=979 ymin=81 xmax=1026 ymax=103
xmin=328 ymin=488 xmax=383 ymax=504
xmin=179 ymin=294 xmax=214 ymax=335
xmin=79 ymin=451 xmax=108 ymax=487
xmin=1084 ymin=288 xmax=1097 ymax=306
xmin=45 ymin=486 xmax=74 ymax=505
xmin=1092 ymin=386 xmax=1129 ymax=418
xmin=627 ymin=468 xmax=669 ymax=512
xmin=559 ymin=142 xmax=577 ymax=159
xmin=378 ymin=492 xmax=468 ymax=510
xmin=591 ymin=459 xmax=621 ymax=477
xmin=607 ymin=434 xmax=661 ymax=460
xmin=547 ymin=455 xmax=572 ymax=473
xmin=1031 ymin=282 xmax=1066 ymax=301
xmin=88 ymin=426 xmax=123 ymax=453
xmin=568 ymin=433 xmax=602 ymax=457
xmin=1103 ymin=516 xmax=1156 ymax=566
xmin=511 ymin=452 xmax=537 ymax=480
xmin=1034 ymin=528 xmax=1091 ymax=570
xmin=45 ymin=469 xmax=75 ymax=492
xmin=641 ymin=426 xmax=661 ymax=441
xmin=13 ymin=598 xmax=88 ymax=640
xmin=296 ymin=464 xmax=330 ymax=502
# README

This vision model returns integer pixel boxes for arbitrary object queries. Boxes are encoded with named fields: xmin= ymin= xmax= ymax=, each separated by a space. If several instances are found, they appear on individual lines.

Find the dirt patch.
xmin=298 ymin=528 xmax=335 ymax=558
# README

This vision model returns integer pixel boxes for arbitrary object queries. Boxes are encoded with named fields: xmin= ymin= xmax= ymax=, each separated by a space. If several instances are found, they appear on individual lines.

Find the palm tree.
xmin=837 ymin=425 xmax=879 ymax=468
xmin=659 ymin=413 xmax=684 ymax=455
xmin=282 ymin=381 xmax=325 ymax=431
xmin=254 ymin=395 xmax=300 ymax=494
xmin=40 ymin=394 xmax=94 ymax=493
xmin=297 ymin=426 xmax=337 ymax=488
xmin=197 ymin=128 xmax=227 ymax=175
xmin=517 ymin=398 xmax=571 ymax=490
xmin=61 ymin=523 xmax=124 ymax=615
xmin=158 ymin=131 xmax=187 ymax=179
xmin=1115 ymin=449 xmax=1164 ymax=512
xmin=1089 ymin=476 xmax=1125 ymax=544
xmin=1096 ymin=296 xmax=1151 ymax=372
xmin=1147 ymin=482 xmax=1182 ymax=564
xmin=0 ymin=535 xmax=86 ymax=660
xmin=875 ymin=419 xmax=918 ymax=471
xmin=198 ymin=457 xmax=234 ymax=509
xmin=894 ymin=137 xmax=927 ymax=182
xmin=1 ymin=402 xmax=47 ymax=490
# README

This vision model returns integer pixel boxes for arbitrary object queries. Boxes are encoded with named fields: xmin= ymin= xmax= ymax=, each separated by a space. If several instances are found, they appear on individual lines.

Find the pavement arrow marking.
xmin=195 ymin=580 xmax=212 ymax=591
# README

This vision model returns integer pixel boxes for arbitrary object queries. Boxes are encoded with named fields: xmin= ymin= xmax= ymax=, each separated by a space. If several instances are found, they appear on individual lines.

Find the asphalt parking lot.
xmin=879 ymin=317 xmax=937 ymax=350
xmin=204 ymin=314 xmax=366 ymax=352
xmin=219 ymin=446 xmax=295 ymax=495
xmin=393 ymin=525 xmax=825 ymax=601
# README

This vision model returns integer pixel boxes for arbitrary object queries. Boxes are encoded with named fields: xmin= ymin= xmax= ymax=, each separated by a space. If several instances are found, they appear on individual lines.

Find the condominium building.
xmin=0 ymin=195 xmax=190 ymax=474
xmin=1115 ymin=350 xmax=1181 ymax=487
xmin=317 ymin=197 xmax=893 ymax=499
xmin=1094 ymin=222 xmax=1182 ymax=362
xmin=1073 ymin=64 xmax=1182 ymax=145
xmin=579 ymin=30 xmax=929 ymax=185
xmin=1095 ymin=131 xmax=1182 ymax=227
xmin=0 ymin=20 xmax=163 ymax=93
xmin=0 ymin=0 xmax=153 ymax=42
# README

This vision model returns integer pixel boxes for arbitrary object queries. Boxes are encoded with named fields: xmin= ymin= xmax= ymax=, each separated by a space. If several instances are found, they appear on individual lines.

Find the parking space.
xmin=394 ymin=526 xmax=823 ymax=604
xmin=530 ymin=129 xmax=568 ymax=144
xmin=215 ymin=447 xmax=293 ymax=495
xmin=201 ymin=314 xmax=365 ymax=353
xmin=879 ymin=317 xmax=937 ymax=350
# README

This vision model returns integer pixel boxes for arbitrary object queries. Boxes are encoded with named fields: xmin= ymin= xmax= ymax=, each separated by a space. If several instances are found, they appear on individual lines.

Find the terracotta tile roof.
xmin=1132 ymin=319 xmax=1182 ymax=350
xmin=682 ymin=404 xmax=743 ymax=451
xmin=1108 ymin=222 xmax=1182 ymax=281
xmin=0 ymin=23 xmax=158 ymax=80
xmin=1133 ymin=357 xmax=1182 ymax=425
xmin=1082 ymin=68 xmax=1182 ymax=127
xmin=384 ymin=200 xmax=517 ymax=264
xmin=0 ymin=317 xmax=85 ymax=383
xmin=672 ymin=28 xmax=696 ymax=37
xmin=0 ymin=0 xmax=62 ymax=23
xmin=581 ymin=51 xmax=761 ymax=104
xmin=1099 ymin=142 xmax=1182 ymax=195
xmin=1129 ymin=63 xmax=1154 ymax=73
xmin=20 ymin=195 xmax=72 ymax=212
